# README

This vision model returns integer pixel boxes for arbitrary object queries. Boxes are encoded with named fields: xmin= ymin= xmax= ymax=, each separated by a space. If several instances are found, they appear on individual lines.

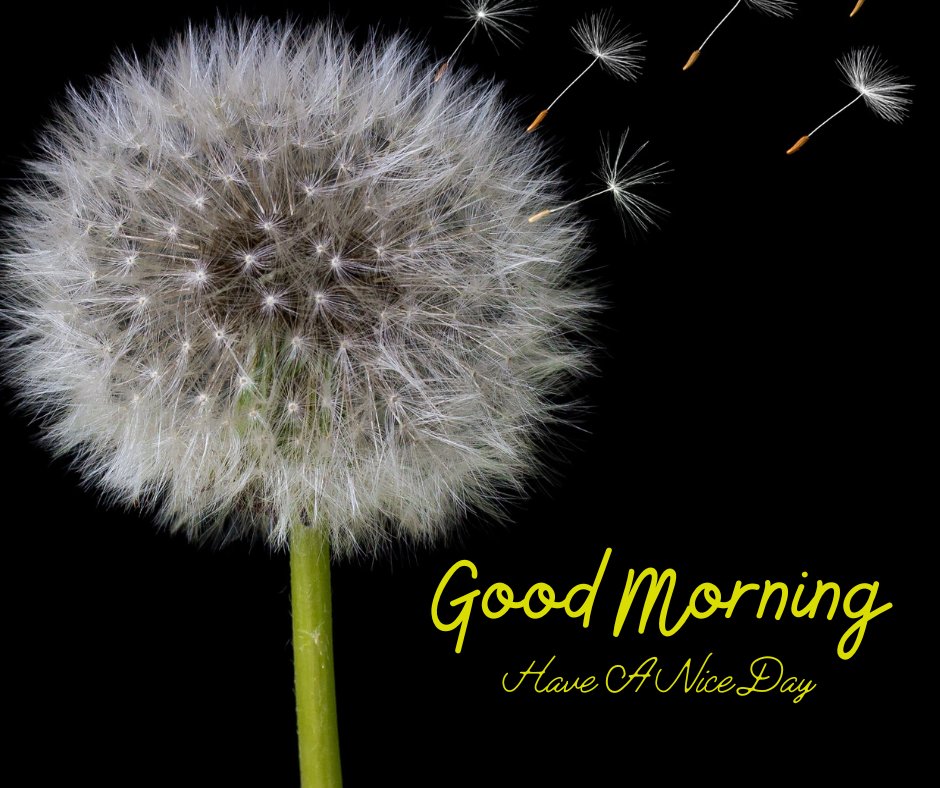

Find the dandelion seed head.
xmin=839 ymin=46 xmax=913 ymax=124
xmin=2 ymin=20 xmax=593 ymax=554
xmin=573 ymin=11 xmax=645 ymax=81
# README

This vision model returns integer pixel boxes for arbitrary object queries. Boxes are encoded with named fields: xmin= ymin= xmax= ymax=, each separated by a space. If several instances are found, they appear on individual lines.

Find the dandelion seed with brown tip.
xmin=526 ymin=11 xmax=644 ymax=132
xmin=529 ymin=132 xmax=667 ymax=231
xmin=787 ymin=47 xmax=913 ymax=155
xmin=682 ymin=0 xmax=795 ymax=72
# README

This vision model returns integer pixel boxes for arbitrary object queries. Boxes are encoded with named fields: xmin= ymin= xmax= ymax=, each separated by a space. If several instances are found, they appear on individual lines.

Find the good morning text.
xmin=431 ymin=548 xmax=892 ymax=660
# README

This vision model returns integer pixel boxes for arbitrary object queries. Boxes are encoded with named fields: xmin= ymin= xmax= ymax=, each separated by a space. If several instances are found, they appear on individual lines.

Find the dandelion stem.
xmin=526 ymin=58 xmax=598 ymax=132
xmin=548 ymin=58 xmax=598 ymax=112
xmin=558 ymin=187 xmax=613 ymax=210
xmin=447 ymin=24 xmax=477 ymax=66
xmin=700 ymin=0 xmax=743 ymax=50
xmin=291 ymin=525 xmax=342 ymax=788
xmin=528 ymin=188 xmax=611 ymax=222
xmin=810 ymin=93 xmax=864 ymax=136
xmin=435 ymin=25 xmax=477 ymax=81
xmin=788 ymin=95 xmax=866 ymax=154
xmin=850 ymin=0 xmax=865 ymax=17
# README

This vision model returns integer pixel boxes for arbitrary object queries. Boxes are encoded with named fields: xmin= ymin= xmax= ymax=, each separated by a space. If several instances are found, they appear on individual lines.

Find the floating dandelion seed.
xmin=682 ymin=0 xmax=795 ymax=71
xmin=2 ymin=20 xmax=596 ymax=787
xmin=434 ymin=0 xmax=531 ymax=81
xmin=850 ymin=1 xmax=866 ymax=17
xmin=526 ymin=11 xmax=644 ymax=132
xmin=529 ymin=133 xmax=667 ymax=231
xmin=787 ymin=47 xmax=913 ymax=154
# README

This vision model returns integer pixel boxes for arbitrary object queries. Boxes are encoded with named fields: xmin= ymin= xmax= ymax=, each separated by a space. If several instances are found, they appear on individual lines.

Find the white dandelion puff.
xmin=434 ymin=0 xmax=531 ymax=81
xmin=787 ymin=47 xmax=913 ymax=154
xmin=526 ymin=11 xmax=644 ymax=132
xmin=683 ymin=0 xmax=796 ymax=71
xmin=529 ymin=132 xmax=667 ymax=232
xmin=1 ymin=19 xmax=594 ymax=553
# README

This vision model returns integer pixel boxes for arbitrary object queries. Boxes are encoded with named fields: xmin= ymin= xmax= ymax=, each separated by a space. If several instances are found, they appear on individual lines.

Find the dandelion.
xmin=2 ymin=20 xmax=595 ymax=786
xmin=787 ymin=47 xmax=913 ymax=154
xmin=434 ymin=0 xmax=531 ymax=81
xmin=682 ymin=0 xmax=795 ymax=71
xmin=528 ymin=133 xmax=667 ymax=232
xmin=850 ymin=1 xmax=866 ymax=17
xmin=526 ymin=11 xmax=644 ymax=132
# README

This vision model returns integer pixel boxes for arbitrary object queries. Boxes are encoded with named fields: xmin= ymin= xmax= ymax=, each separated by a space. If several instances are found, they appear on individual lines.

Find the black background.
xmin=1 ymin=2 xmax=926 ymax=784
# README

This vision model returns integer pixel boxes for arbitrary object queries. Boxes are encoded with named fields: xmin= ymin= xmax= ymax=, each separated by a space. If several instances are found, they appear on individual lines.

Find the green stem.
xmin=290 ymin=525 xmax=343 ymax=788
